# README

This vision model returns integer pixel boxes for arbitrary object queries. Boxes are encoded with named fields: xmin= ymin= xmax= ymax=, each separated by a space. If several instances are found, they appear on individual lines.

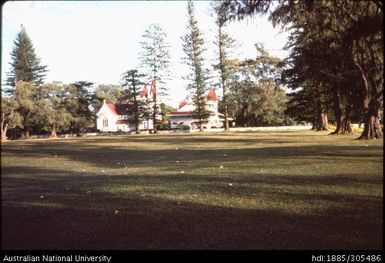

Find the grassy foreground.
xmin=1 ymin=130 xmax=383 ymax=249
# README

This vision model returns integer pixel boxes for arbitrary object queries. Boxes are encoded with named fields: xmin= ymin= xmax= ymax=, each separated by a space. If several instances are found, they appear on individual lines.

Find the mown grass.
xmin=1 ymin=130 xmax=383 ymax=249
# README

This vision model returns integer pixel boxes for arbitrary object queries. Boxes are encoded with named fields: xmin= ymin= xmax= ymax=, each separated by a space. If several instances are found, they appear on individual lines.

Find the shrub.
xmin=177 ymin=124 xmax=190 ymax=131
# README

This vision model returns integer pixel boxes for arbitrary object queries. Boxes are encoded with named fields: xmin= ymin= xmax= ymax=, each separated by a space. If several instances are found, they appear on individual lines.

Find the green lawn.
xmin=1 ymin=131 xmax=383 ymax=249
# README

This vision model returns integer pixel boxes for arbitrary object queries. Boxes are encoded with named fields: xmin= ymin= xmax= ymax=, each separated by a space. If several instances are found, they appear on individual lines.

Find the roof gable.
xmin=179 ymin=100 xmax=188 ymax=109
xmin=208 ymin=89 xmax=217 ymax=102
xmin=141 ymin=85 xmax=149 ymax=98
xmin=107 ymin=103 xmax=133 ymax=115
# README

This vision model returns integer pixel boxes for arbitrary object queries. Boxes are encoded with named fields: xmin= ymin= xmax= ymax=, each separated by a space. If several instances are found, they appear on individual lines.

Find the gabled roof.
xmin=167 ymin=111 xmax=194 ymax=116
xmin=107 ymin=103 xmax=132 ymax=116
xmin=141 ymin=85 xmax=149 ymax=98
xmin=179 ymin=100 xmax=188 ymax=109
xmin=141 ymin=81 xmax=156 ymax=100
xmin=168 ymin=111 xmax=218 ymax=117
xmin=207 ymin=89 xmax=217 ymax=102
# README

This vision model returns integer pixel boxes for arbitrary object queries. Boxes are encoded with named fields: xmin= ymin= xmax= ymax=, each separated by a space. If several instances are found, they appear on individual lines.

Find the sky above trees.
xmin=1 ymin=1 xmax=288 ymax=107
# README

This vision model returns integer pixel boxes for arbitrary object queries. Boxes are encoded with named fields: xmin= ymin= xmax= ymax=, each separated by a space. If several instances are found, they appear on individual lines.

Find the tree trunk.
xmin=198 ymin=122 xmax=203 ymax=132
xmin=311 ymin=120 xmax=316 ymax=130
xmin=222 ymin=83 xmax=229 ymax=131
xmin=135 ymin=117 xmax=139 ymax=134
xmin=50 ymin=123 xmax=57 ymax=138
xmin=133 ymin=83 xmax=140 ymax=135
xmin=21 ymin=130 xmax=30 ymax=139
xmin=243 ymin=104 xmax=248 ymax=127
xmin=316 ymin=111 xmax=329 ymax=131
xmin=152 ymin=104 xmax=157 ymax=134
xmin=322 ymin=113 xmax=329 ymax=130
xmin=199 ymin=116 xmax=203 ymax=132
xmin=340 ymin=113 xmax=353 ymax=134
xmin=224 ymin=104 xmax=229 ymax=131
xmin=152 ymin=78 xmax=157 ymax=134
xmin=358 ymin=99 xmax=382 ymax=139
xmin=135 ymin=108 xmax=139 ymax=134
xmin=354 ymin=60 xmax=382 ymax=139
xmin=330 ymin=89 xmax=342 ymax=134
xmin=1 ymin=120 xmax=8 ymax=142
xmin=218 ymin=23 xmax=229 ymax=132
xmin=331 ymin=103 xmax=353 ymax=135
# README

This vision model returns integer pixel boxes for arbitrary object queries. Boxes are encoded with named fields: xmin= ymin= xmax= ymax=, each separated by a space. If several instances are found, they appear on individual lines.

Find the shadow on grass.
xmin=1 ymin=167 xmax=383 ymax=250
xmin=1 ymin=142 xmax=382 ymax=170
xmin=2 ymin=134 xmax=383 ymax=249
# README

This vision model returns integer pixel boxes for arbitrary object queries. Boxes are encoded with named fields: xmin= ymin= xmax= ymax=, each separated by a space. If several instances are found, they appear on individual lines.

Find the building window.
xmin=103 ymin=118 xmax=108 ymax=127
xmin=144 ymin=121 xmax=148 ymax=129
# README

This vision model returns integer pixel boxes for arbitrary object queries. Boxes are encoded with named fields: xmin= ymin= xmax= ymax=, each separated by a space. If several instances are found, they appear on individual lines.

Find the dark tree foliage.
xmin=121 ymin=70 xmax=151 ymax=133
xmin=6 ymin=25 xmax=48 ymax=92
xmin=212 ymin=1 xmax=238 ymax=130
xmin=139 ymin=23 xmax=171 ymax=133
xmin=159 ymin=103 xmax=176 ymax=130
xmin=220 ymin=0 xmax=383 ymax=139
xmin=182 ymin=0 xmax=212 ymax=131
xmin=226 ymin=44 xmax=286 ymax=127
xmin=65 ymin=81 xmax=95 ymax=136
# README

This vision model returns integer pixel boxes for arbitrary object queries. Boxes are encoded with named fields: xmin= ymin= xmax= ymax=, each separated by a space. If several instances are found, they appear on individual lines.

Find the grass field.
xmin=1 ymin=130 xmax=383 ymax=249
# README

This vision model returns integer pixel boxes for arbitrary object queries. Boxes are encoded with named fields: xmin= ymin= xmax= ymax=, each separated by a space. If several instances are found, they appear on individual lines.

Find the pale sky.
xmin=1 ymin=0 xmax=289 ymax=108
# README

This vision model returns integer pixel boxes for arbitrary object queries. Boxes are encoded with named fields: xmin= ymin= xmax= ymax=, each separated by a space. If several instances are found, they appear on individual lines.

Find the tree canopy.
xmin=219 ymin=0 xmax=383 ymax=138
xmin=121 ymin=70 xmax=151 ymax=133
xmin=139 ymin=23 xmax=171 ymax=133
xmin=182 ymin=0 xmax=212 ymax=131
xmin=6 ymin=25 xmax=48 ymax=91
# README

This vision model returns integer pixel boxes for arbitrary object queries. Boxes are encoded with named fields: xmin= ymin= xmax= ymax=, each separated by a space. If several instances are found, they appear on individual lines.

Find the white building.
xmin=96 ymin=84 xmax=158 ymax=132
xmin=168 ymin=89 xmax=225 ymax=129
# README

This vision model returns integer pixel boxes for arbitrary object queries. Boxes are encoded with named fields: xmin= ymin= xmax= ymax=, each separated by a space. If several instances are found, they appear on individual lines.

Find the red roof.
xmin=107 ymin=103 xmax=117 ymax=115
xmin=107 ymin=103 xmax=132 ymax=115
xmin=179 ymin=100 xmax=187 ymax=109
xmin=167 ymin=111 xmax=193 ymax=116
xmin=208 ymin=89 xmax=217 ymax=101
xmin=141 ymin=85 xmax=149 ymax=98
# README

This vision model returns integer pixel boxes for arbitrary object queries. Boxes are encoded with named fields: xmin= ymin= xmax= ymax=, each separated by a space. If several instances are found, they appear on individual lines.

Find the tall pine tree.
xmin=213 ymin=1 xmax=238 ymax=130
xmin=6 ymin=25 xmax=48 ymax=92
xmin=182 ymin=0 xmax=211 ymax=131
xmin=121 ymin=70 xmax=151 ymax=134
xmin=139 ymin=23 xmax=171 ymax=133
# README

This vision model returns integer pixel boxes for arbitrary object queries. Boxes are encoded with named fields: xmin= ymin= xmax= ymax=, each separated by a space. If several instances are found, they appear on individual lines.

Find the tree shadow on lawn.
xmin=1 ymin=167 xmax=382 ymax=250
xmin=1 ymin=143 xmax=382 ymax=171
xmin=127 ymin=133 xmax=299 ymax=144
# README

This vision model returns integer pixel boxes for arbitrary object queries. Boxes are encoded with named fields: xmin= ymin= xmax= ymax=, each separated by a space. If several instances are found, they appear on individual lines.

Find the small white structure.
xmin=96 ymin=101 xmax=154 ymax=132
xmin=168 ymin=89 xmax=225 ymax=129
xmin=96 ymin=83 xmax=158 ymax=132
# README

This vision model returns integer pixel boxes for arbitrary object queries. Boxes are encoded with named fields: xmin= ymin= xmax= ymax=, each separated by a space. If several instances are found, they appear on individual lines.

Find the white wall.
xmin=170 ymin=116 xmax=193 ymax=129
xmin=169 ymin=114 xmax=223 ymax=129
xmin=96 ymin=104 xmax=118 ymax=132
xmin=97 ymin=104 xmax=156 ymax=132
